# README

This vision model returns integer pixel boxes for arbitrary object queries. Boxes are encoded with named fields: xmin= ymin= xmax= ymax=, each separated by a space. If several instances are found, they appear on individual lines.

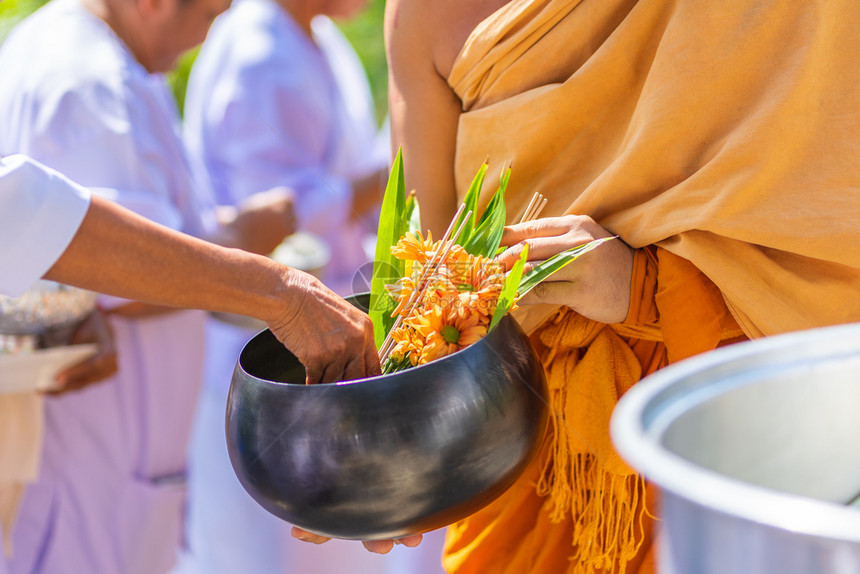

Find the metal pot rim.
xmin=611 ymin=322 xmax=860 ymax=543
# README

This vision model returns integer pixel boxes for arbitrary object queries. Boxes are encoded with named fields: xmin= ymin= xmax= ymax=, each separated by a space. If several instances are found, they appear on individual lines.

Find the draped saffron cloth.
xmin=441 ymin=1 xmax=860 ymax=572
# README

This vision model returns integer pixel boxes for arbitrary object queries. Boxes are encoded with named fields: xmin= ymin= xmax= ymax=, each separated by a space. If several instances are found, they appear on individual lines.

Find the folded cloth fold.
xmin=0 ymin=393 xmax=42 ymax=557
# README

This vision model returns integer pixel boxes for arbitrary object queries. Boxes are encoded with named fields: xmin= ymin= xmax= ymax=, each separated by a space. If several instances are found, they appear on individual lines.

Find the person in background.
xmin=384 ymin=0 xmax=860 ymax=573
xmin=178 ymin=0 xmax=447 ymax=571
xmin=0 ymin=153 xmax=380 ymax=574
xmin=0 ymin=0 xmax=297 ymax=569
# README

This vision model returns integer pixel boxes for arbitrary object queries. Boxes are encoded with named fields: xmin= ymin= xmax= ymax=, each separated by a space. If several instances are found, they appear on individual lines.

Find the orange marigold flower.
xmin=407 ymin=304 xmax=487 ymax=364
xmin=391 ymin=231 xmax=437 ymax=264
xmin=454 ymin=290 xmax=497 ymax=321
xmin=401 ymin=254 xmax=471 ymax=309
xmin=392 ymin=252 xmax=506 ymax=323
xmin=392 ymin=231 xmax=471 ymax=273
xmin=442 ymin=243 xmax=471 ymax=266
xmin=473 ymin=257 xmax=506 ymax=292
xmin=385 ymin=276 xmax=416 ymax=317
xmin=418 ymin=267 xmax=460 ymax=308
xmin=388 ymin=325 xmax=423 ymax=366
xmin=428 ymin=256 xmax=503 ymax=320
xmin=436 ymin=255 xmax=502 ymax=294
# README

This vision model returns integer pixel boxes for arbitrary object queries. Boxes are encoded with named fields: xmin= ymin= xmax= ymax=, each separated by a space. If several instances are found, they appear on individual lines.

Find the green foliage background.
xmin=337 ymin=0 xmax=388 ymax=124
xmin=0 ymin=0 xmax=389 ymax=122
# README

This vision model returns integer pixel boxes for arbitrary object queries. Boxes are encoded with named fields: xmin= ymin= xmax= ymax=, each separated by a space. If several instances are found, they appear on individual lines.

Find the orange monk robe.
xmin=444 ymin=247 xmax=744 ymax=574
xmin=441 ymin=0 xmax=860 ymax=573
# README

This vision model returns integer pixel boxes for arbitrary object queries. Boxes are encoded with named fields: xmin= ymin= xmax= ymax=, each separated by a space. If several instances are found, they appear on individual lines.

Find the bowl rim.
xmin=238 ymin=308 xmax=528 ymax=388
xmin=610 ymin=322 xmax=860 ymax=544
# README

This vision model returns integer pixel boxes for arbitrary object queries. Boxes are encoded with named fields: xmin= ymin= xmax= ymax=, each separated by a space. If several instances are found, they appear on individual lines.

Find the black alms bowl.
xmin=225 ymin=293 xmax=548 ymax=540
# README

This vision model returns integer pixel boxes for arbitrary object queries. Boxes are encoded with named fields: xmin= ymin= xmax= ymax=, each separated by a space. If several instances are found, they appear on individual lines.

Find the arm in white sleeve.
xmin=0 ymin=155 xmax=91 ymax=297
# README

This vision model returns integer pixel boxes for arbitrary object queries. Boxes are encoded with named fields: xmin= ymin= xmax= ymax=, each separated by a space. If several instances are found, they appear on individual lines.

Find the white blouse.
xmin=0 ymin=155 xmax=91 ymax=297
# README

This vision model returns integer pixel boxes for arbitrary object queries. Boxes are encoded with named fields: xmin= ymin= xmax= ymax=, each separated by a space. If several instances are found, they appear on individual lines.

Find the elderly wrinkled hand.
xmin=266 ymin=269 xmax=381 ymax=384
xmin=496 ymin=214 xmax=634 ymax=324
xmin=290 ymin=526 xmax=423 ymax=554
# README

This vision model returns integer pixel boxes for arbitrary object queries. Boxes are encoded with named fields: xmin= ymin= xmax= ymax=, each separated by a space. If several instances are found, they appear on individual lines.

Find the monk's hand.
xmin=290 ymin=526 xmax=423 ymax=554
xmin=267 ymin=268 xmax=381 ymax=384
xmin=49 ymin=309 xmax=118 ymax=395
xmin=497 ymin=214 xmax=634 ymax=324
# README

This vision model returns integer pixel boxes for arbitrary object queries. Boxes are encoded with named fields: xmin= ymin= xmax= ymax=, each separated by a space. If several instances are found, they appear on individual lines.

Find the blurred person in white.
xmin=0 ymin=0 xmax=302 ymax=570
xmin=0 ymin=155 xmax=99 ymax=574
xmin=178 ymin=0 xmax=447 ymax=572
xmin=0 ymin=154 xmax=381 ymax=574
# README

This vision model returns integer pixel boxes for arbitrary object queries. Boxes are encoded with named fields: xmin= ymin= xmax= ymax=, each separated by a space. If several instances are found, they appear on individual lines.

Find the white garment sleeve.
xmin=0 ymin=155 xmax=91 ymax=297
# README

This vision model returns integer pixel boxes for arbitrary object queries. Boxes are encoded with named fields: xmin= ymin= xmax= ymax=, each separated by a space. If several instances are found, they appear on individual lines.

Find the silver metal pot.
xmin=611 ymin=323 xmax=860 ymax=573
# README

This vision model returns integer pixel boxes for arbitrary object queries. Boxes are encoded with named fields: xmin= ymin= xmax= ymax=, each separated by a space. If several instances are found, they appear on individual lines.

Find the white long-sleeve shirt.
xmin=0 ymin=156 xmax=91 ymax=298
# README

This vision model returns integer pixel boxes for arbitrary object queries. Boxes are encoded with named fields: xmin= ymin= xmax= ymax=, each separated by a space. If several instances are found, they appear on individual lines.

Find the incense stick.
xmin=519 ymin=192 xmax=548 ymax=224
xmin=379 ymin=212 xmax=472 ymax=362
xmin=519 ymin=192 xmax=540 ymax=224
xmin=531 ymin=196 xmax=548 ymax=221
xmin=377 ymin=204 xmax=466 ymax=359
xmin=378 ymin=188 xmax=554 ymax=365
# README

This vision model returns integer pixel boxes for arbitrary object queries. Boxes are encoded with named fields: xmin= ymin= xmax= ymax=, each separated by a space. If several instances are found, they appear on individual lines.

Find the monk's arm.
xmin=385 ymin=0 xmax=460 ymax=237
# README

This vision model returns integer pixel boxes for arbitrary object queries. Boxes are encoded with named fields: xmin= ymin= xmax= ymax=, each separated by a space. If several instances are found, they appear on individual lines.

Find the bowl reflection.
xmin=226 ymin=294 xmax=548 ymax=540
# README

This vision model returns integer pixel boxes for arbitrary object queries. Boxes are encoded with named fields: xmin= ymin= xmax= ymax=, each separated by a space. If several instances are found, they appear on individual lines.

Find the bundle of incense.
xmin=377 ymin=204 xmax=471 ymax=362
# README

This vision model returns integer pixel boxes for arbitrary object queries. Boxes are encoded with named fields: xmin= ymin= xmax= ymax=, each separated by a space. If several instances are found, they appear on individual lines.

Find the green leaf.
xmin=369 ymin=148 xmax=408 ymax=347
xmin=517 ymin=237 xmax=616 ymax=300
xmin=453 ymin=162 xmax=487 ymax=245
xmin=382 ymin=353 xmax=414 ymax=374
xmin=462 ymin=167 xmax=510 ymax=258
xmin=489 ymin=243 xmax=528 ymax=331
xmin=404 ymin=191 xmax=422 ymax=234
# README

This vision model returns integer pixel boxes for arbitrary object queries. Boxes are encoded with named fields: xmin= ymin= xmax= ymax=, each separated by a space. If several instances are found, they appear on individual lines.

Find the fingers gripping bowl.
xmin=226 ymin=293 xmax=549 ymax=540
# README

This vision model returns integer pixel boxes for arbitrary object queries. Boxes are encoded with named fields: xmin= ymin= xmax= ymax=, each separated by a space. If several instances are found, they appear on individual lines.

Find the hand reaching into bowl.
xmin=497 ymin=214 xmax=634 ymax=324
xmin=264 ymin=268 xmax=381 ymax=384
xmin=291 ymin=526 xmax=424 ymax=554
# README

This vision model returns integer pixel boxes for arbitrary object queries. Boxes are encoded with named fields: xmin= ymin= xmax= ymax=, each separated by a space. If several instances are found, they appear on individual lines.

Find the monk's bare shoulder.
xmin=386 ymin=0 xmax=511 ymax=79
